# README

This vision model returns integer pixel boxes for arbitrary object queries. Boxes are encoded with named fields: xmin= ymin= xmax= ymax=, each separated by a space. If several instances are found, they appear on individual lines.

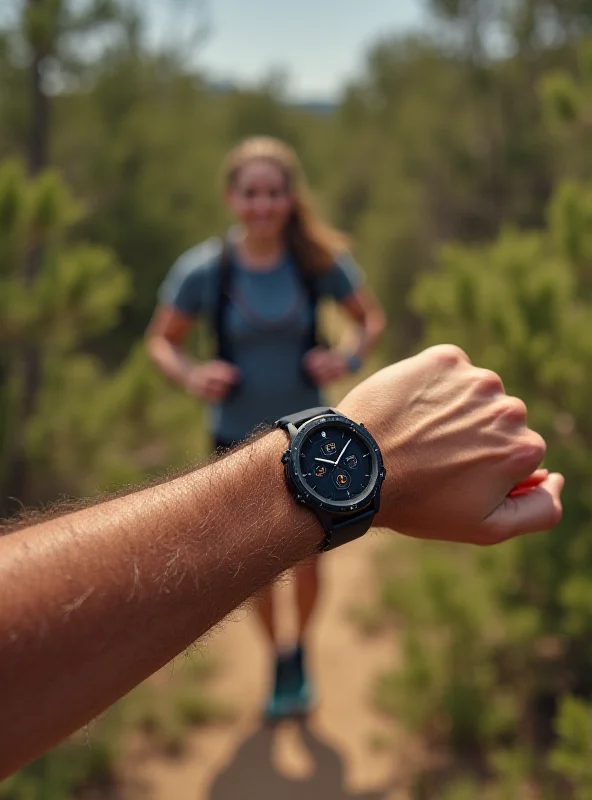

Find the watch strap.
xmin=276 ymin=407 xmax=336 ymax=431
xmin=276 ymin=407 xmax=378 ymax=551
xmin=319 ymin=507 xmax=377 ymax=552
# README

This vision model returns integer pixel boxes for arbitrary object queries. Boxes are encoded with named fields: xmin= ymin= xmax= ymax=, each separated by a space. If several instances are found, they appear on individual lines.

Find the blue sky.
xmin=148 ymin=1 xmax=428 ymax=100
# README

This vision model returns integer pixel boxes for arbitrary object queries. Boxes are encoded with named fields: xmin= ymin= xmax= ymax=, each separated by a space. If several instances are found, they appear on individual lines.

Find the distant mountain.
xmin=206 ymin=79 xmax=237 ymax=94
xmin=294 ymin=99 xmax=336 ymax=115
xmin=205 ymin=79 xmax=336 ymax=115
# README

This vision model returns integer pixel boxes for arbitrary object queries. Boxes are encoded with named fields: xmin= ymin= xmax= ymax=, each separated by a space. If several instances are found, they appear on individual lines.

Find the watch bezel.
xmin=285 ymin=414 xmax=385 ymax=514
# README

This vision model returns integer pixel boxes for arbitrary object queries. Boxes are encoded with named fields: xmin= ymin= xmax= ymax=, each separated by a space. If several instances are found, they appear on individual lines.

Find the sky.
xmin=147 ymin=1 xmax=428 ymax=101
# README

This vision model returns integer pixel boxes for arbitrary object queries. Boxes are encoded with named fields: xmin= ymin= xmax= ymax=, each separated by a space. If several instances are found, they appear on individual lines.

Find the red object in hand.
xmin=508 ymin=469 xmax=549 ymax=497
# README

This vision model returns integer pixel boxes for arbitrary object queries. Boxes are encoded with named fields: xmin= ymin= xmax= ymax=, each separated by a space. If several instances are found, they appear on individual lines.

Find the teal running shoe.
xmin=264 ymin=652 xmax=293 ymax=721
xmin=287 ymin=644 xmax=317 ymax=717
xmin=264 ymin=646 xmax=317 ymax=721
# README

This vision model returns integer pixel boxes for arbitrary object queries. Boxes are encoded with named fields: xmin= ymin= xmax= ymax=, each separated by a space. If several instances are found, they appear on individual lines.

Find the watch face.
xmin=296 ymin=421 xmax=378 ymax=507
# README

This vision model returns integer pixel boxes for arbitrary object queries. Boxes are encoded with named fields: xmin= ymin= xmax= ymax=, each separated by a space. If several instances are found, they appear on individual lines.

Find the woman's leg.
xmin=280 ymin=556 xmax=320 ymax=713
xmin=255 ymin=585 xmax=277 ymax=646
xmin=257 ymin=584 xmax=291 ymax=719
xmin=259 ymin=559 xmax=321 ymax=718
xmin=255 ymin=557 xmax=320 ymax=647
xmin=294 ymin=556 xmax=321 ymax=643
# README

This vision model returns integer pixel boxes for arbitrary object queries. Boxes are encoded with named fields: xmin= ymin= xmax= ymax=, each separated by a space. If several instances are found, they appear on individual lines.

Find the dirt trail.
xmin=126 ymin=534 xmax=408 ymax=799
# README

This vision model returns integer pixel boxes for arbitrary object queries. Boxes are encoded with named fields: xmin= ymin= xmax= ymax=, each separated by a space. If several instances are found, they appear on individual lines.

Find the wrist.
xmin=179 ymin=361 xmax=201 ymax=391
xmin=214 ymin=430 xmax=325 ymax=566
xmin=335 ymin=401 xmax=393 ymax=530
xmin=274 ymin=407 xmax=386 ymax=549
xmin=263 ymin=429 xmax=326 ymax=559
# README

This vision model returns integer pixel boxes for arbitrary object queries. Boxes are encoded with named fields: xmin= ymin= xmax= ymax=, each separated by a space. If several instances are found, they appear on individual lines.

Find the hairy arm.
xmin=0 ymin=430 xmax=320 ymax=778
xmin=0 ymin=344 xmax=565 ymax=778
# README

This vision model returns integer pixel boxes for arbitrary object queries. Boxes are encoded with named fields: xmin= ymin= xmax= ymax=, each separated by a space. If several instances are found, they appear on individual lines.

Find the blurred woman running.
xmin=146 ymin=136 xmax=385 ymax=719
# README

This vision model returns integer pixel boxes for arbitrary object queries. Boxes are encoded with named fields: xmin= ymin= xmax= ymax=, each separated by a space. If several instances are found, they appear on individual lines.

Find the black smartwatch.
xmin=275 ymin=407 xmax=386 ymax=552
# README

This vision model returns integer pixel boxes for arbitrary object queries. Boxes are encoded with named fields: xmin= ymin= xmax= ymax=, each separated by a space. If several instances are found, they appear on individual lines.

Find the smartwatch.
xmin=345 ymin=353 xmax=362 ymax=373
xmin=275 ymin=407 xmax=386 ymax=551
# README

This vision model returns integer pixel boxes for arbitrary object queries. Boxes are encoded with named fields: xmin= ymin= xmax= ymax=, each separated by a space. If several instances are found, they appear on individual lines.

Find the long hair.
xmin=222 ymin=136 xmax=349 ymax=274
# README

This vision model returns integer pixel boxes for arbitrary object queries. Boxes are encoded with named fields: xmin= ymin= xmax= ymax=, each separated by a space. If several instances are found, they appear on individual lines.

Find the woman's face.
xmin=226 ymin=158 xmax=293 ymax=240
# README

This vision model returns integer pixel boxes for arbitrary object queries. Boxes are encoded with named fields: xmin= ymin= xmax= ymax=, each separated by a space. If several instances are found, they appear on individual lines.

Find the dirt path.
xmin=126 ymin=534 xmax=408 ymax=800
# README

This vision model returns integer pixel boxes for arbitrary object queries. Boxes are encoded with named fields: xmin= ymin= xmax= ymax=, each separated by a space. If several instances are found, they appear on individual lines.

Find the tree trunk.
xmin=2 ymin=0 xmax=50 ymax=514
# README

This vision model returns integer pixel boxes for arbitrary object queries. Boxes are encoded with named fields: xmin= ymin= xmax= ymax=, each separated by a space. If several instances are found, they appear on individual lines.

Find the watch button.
xmin=281 ymin=450 xmax=290 ymax=464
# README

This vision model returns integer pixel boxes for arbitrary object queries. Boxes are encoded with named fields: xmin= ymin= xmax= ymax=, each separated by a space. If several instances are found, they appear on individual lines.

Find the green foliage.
xmin=541 ymin=70 xmax=583 ymax=124
xmin=374 ymin=541 xmax=521 ymax=752
xmin=0 ymin=739 xmax=115 ymax=800
xmin=550 ymin=697 xmax=592 ymax=797
xmin=174 ymin=690 xmax=234 ymax=727
xmin=439 ymin=779 xmax=482 ymax=800
xmin=371 ymin=62 xmax=592 ymax=792
xmin=0 ymin=159 xmax=209 ymax=505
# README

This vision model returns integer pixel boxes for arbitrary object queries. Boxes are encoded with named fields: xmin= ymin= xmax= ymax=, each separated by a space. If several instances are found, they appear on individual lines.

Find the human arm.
xmin=145 ymin=306 xmax=240 ymax=401
xmin=0 ymin=428 xmax=319 ymax=779
xmin=145 ymin=243 xmax=240 ymax=401
xmin=304 ymin=252 xmax=386 ymax=385
xmin=304 ymin=286 xmax=386 ymax=384
xmin=339 ymin=284 xmax=386 ymax=361
xmin=0 ymin=345 xmax=564 ymax=777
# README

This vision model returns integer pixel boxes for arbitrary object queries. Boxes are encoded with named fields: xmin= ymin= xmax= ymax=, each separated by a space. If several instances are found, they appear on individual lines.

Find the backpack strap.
xmin=214 ymin=236 xmax=234 ymax=362
xmin=213 ymin=237 xmax=324 ymax=364
xmin=297 ymin=266 xmax=321 ymax=351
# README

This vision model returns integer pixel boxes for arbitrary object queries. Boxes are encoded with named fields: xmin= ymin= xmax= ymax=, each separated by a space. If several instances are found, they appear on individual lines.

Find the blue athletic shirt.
xmin=158 ymin=237 xmax=364 ymax=443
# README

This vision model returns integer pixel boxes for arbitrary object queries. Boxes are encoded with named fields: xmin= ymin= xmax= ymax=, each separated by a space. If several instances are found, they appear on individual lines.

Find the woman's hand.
xmin=183 ymin=360 xmax=241 ymax=402
xmin=303 ymin=347 xmax=351 ymax=386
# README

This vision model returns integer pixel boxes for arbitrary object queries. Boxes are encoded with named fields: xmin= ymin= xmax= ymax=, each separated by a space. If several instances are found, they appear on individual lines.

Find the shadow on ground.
xmin=207 ymin=720 xmax=388 ymax=800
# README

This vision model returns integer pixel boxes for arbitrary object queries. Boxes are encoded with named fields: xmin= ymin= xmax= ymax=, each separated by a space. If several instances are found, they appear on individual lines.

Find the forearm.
xmin=146 ymin=335 xmax=193 ymax=387
xmin=335 ymin=289 xmax=386 ymax=364
xmin=343 ymin=311 xmax=385 ymax=361
xmin=0 ymin=430 xmax=322 ymax=778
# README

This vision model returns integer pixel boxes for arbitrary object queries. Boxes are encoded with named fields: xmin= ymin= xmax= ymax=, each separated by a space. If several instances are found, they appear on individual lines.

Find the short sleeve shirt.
xmin=159 ymin=238 xmax=364 ymax=442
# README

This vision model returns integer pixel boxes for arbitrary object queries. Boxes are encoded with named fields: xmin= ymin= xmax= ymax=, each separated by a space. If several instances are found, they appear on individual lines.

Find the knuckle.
xmin=501 ymin=396 xmax=528 ymax=423
xmin=530 ymin=431 xmax=547 ymax=462
xmin=427 ymin=344 xmax=469 ymax=369
xmin=474 ymin=367 xmax=504 ymax=395
xmin=512 ymin=432 xmax=546 ymax=469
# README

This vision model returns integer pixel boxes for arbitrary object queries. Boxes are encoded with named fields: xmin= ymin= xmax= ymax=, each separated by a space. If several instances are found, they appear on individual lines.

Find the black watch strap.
xmin=275 ymin=407 xmax=377 ymax=552
xmin=322 ymin=508 xmax=376 ymax=551
xmin=276 ymin=407 xmax=336 ymax=431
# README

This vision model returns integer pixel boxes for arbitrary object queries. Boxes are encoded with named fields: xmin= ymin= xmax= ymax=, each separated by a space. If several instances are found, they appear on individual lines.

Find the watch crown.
xmin=281 ymin=450 xmax=290 ymax=464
